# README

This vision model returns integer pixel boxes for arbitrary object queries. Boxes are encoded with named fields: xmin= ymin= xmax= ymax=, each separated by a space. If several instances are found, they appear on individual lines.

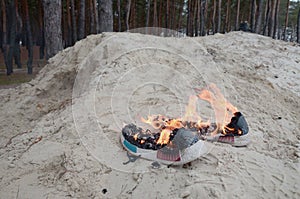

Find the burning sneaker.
xmin=206 ymin=112 xmax=250 ymax=147
xmin=217 ymin=134 xmax=251 ymax=147
xmin=121 ymin=84 xmax=251 ymax=165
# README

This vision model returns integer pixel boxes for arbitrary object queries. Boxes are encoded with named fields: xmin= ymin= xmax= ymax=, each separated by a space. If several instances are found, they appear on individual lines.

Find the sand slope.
xmin=0 ymin=32 xmax=299 ymax=198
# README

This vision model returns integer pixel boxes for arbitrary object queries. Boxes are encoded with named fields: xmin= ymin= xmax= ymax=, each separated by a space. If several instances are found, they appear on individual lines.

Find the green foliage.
xmin=289 ymin=1 xmax=300 ymax=26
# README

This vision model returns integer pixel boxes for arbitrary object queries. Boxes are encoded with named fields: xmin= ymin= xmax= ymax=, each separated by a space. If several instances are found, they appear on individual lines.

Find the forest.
xmin=0 ymin=0 xmax=300 ymax=75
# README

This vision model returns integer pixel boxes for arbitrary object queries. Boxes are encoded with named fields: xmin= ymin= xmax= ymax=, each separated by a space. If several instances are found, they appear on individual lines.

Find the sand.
xmin=0 ymin=31 xmax=299 ymax=198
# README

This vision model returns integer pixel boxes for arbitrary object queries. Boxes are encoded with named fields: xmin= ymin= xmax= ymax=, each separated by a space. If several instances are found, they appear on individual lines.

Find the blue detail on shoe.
xmin=123 ymin=140 xmax=137 ymax=153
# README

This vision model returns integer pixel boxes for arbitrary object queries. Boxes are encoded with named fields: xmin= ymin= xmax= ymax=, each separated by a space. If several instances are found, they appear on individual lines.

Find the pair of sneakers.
xmin=205 ymin=133 xmax=251 ymax=147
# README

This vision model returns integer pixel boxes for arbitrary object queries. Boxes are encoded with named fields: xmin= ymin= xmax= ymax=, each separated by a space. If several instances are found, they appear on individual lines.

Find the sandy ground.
xmin=0 ymin=31 xmax=299 ymax=198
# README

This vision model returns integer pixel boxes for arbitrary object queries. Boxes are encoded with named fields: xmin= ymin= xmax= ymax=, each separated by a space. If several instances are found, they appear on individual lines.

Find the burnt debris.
xmin=224 ymin=112 xmax=249 ymax=136
xmin=122 ymin=123 xmax=177 ymax=150
xmin=122 ymin=112 xmax=249 ymax=151
xmin=122 ymin=122 xmax=213 ymax=151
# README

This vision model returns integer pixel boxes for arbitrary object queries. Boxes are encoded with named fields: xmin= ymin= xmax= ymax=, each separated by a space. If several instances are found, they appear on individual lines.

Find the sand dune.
xmin=0 ymin=31 xmax=299 ymax=198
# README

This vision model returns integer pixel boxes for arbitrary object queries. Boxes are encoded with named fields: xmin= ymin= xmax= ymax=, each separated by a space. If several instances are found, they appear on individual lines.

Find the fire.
xmin=183 ymin=95 xmax=202 ymax=122
xmin=133 ymin=134 xmax=138 ymax=140
xmin=140 ymin=83 xmax=238 ymax=144
xmin=164 ymin=118 xmax=183 ymax=130
xmin=157 ymin=129 xmax=171 ymax=145
xmin=141 ymin=115 xmax=165 ymax=129
xmin=197 ymin=84 xmax=238 ymax=135
xmin=140 ymin=115 xmax=182 ymax=144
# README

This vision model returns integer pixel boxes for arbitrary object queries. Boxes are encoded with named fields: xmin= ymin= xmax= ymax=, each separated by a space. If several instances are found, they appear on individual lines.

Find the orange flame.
xmin=140 ymin=83 xmax=238 ymax=144
xmin=198 ymin=84 xmax=238 ymax=134
xmin=141 ymin=115 xmax=165 ymax=129
xmin=183 ymin=95 xmax=202 ymax=122
xmin=156 ymin=129 xmax=171 ymax=145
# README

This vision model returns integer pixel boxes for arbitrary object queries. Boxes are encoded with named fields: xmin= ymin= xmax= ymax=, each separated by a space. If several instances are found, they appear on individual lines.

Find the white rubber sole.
xmin=205 ymin=134 xmax=251 ymax=147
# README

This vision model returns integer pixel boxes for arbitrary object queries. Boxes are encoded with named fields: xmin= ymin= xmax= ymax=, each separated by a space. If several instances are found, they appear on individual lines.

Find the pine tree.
xmin=235 ymin=0 xmax=240 ymax=31
xmin=283 ymin=0 xmax=290 ymax=40
xmin=255 ymin=0 xmax=264 ymax=34
xmin=43 ymin=0 xmax=63 ymax=59
xmin=78 ymin=0 xmax=85 ymax=40
xmin=297 ymin=6 xmax=300 ymax=43
xmin=22 ymin=0 xmax=33 ymax=74
xmin=99 ymin=0 xmax=113 ymax=32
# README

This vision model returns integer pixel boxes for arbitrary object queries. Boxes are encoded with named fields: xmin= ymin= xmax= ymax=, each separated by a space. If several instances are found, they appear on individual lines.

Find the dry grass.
xmin=0 ymin=60 xmax=47 ymax=89
xmin=0 ymin=46 xmax=47 ymax=88
xmin=0 ymin=72 xmax=34 ymax=86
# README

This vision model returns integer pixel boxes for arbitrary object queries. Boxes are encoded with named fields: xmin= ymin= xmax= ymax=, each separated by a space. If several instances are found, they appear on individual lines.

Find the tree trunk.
xmin=283 ymin=0 xmax=290 ymax=40
xmin=146 ymin=0 xmax=151 ymax=28
xmin=84 ymin=0 xmax=90 ymax=34
xmin=225 ymin=0 xmax=231 ymax=33
xmin=70 ymin=0 xmax=77 ymax=43
xmin=0 ymin=0 xmax=2 ymax=49
xmin=189 ymin=0 xmax=195 ymax=37
xmin=43 ymin=0 xmax=63 ymax=59
xmin=217 ymin=0 xmax=222 ymax=33
xmin=22 ymin=0 xmax=33 ymax=74
xmin=89 ymin=0 xmax=95 ymax=34
xmin=212 ymin=0 xmax=217 ymax=33
xmin=195 ymin=0 xmax=199 ymax=36
xmin=171 ymin=0 xmax=176 ymax=30
xmin=158 ymin=0 xmax=163 ymax=28
xmin=235 ymin=0 xmax=240 ymax=31
xmin=297 ymin=6 xmax=300 ymax=43
xmin=129 ymin=0 xmax=135 ymax=28
xmin=177 ymin=0 xmax=183 ymax=31
xmin=191 ymin=0 xmax=195 ymax=35
xmin=146 ymin=0 xmax=151 ymax=34
xmin=196 ymin=0 xmax=199 ymax=36
xmin=263 ymin=0 xmax=271 ymax=35
xmin=205 ymin=0 xmax=208 ymax=34
xmin=6 ymin=0 xmax=17 ymax=75
xmin=153 ymin=0 xmax=158 ymax=27
xmin=165 ymin=0 xmax=169 ymax=29
xmin=62 ymin=0 xmax=67 ymax=47
xmin=200 ymin=0 xmax=207 ymax=36
xmin=0 ymin=0 xmax=6 ymax=44
xmin=117 ymin=0 xmax=121 ymax=31
xmin=78 ymin=0 xmax=85 ymax=40
xmin=255 ymin=0 xmax=264 ymax=34
xmin=273 ymin=0 xmax=280 ymax=39
xmin=268 ymin=0 xmax=276 ymax=37
xmin=0 ymin=0 xmax=3 ymax=51
xmin=0 ymin=0 xmax=8 ymax=69
xmin=93 ymin=0 xmax=99 ymax=33
xmin=250 ymin=0 xmax=256 ymax=32
xmin=126 ymin=0 xmax=131 ymax=30
xmin=187 ymin=0 xmax=191 ymax=35
xmin=188 ymin=0 xmax=192 ymax=36
xmin=99 ymin=0 xmax=113 ymax=33
xmin=14 ymin=0 xmax=22 ymax=68
xmin=38 ymin=0 xmax=45 ymax=59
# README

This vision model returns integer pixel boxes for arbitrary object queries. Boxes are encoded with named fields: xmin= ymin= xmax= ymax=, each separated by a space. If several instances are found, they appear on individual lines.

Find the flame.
xmin=197 ymin=119 xmax=210 ymax=128
xmin=141 ymin=115 xmax=165 ymax=129
xmin=198 ymin=84 xmax=238 ymax=134
xmin=165 ymin=119 xmax=184 ymax=130
xmin=156 ymin=129 xmax=171 ymax=145
xmin=140 ymin=115 xmax=178 ymax=144
xmin=140 ymin=83 xmax=238 ymax=144
xmin=183 ymin=95 xmax=202 ymax=122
